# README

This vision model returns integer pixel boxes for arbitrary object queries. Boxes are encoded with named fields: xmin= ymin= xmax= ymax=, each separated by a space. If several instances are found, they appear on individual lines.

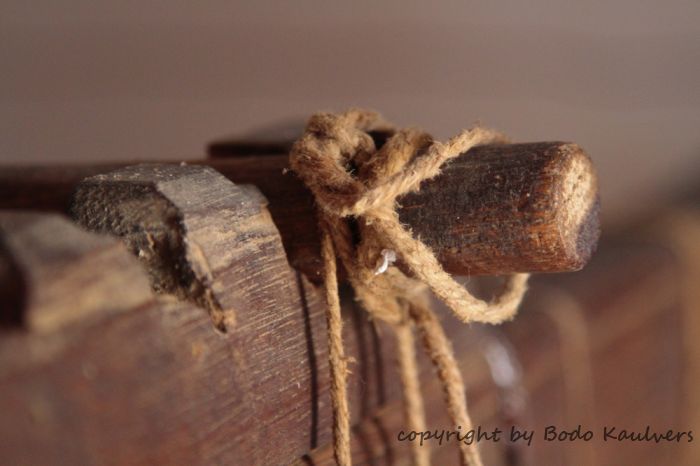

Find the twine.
xmin=290 ymin=109 xmax=529 ymax=466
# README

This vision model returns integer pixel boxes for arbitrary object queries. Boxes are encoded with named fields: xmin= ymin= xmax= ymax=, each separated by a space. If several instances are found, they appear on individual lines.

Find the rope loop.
xmin=290 ymin=109 xmax=530 ymax=466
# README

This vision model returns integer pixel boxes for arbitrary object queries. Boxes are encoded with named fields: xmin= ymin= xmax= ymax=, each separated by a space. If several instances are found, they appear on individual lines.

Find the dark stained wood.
xmin=0 ymin=190 xmax=367 ymax=465
xmin=209 ymin=142 xmax=600 ymax=280
xmin=0 ymin=207 xmax=339 ymax=465
xmin=0 ymin=212 xmax=153 ymax=334
xmin=0 ymin=141 xmax=600 ymax=281
xmin=0 ymin=123 xmax=691 ymax=466
xmin=0 ymin=207 xmax=684 ymax=465
xmin=207 ymin=126 xmax=601 ymax=276
xmin=399 ymin=142 xmax=600 ymax=276
xmin=0 ymin=163 xmax=127 ymax=212
xmin=70 ymin=164 xmax=278 ymax=331
xmin=0 ymin=195 xmax=519 ymax=465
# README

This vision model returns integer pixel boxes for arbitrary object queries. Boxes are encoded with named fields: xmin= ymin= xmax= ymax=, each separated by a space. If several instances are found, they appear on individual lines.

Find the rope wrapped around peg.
xmin=290 ymin=109 xmax=530 ymax=466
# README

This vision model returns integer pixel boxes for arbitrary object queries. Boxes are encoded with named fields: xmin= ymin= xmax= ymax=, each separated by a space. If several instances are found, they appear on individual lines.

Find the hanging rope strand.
xmin=395 ymin=320 xmax=431 ymax=466
xmin=291 ymin=109 xmax=530 ymax=466
xmin=409 ymin=301 xmax=484 ymax=466
xmin=320 ymin=225 xmax=352 ymax=466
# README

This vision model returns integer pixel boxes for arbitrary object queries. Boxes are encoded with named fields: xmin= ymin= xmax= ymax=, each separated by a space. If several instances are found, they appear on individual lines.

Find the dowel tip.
xmin=398 ymin=141 xmax=600 ymax=275
xmin=551 ymin=143 xmax=600 ymax=270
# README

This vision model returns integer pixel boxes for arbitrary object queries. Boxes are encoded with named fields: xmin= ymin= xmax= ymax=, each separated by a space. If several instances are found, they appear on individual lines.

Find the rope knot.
xmin=290 ymin=109 xmax=528 ymax=326
xmin=289 ymin=109 xmax=530 ymax=466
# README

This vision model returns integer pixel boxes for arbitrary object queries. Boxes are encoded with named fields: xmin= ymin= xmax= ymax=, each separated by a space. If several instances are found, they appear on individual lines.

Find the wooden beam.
xmin=0 ymin=142 xmax=600 ymax=280
xmin=0 ymin=208 xmax=682 ymax=465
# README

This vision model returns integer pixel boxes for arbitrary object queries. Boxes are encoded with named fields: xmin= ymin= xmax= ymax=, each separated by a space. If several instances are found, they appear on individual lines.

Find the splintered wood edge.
xmin=550 ymin=143 xmax=601 ymax=269
xmin=71 ymin=165 xmax=233 ymax=332
xmin=70 ymin=164 xmax=280 ymax=333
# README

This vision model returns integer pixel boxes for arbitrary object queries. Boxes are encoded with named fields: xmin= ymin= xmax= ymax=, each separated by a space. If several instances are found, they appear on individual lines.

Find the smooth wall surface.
xmin=2 ymin=1 xmax=699 ymax=223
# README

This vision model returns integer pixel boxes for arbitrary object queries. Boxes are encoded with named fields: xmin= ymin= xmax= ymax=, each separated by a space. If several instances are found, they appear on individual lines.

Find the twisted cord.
xmin=291 ymin=109 xmax=530 ymax=466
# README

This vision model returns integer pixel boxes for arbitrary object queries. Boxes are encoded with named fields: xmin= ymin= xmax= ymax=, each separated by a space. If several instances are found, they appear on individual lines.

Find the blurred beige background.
xmin=1 ymin=1 xmax=699 ymax=224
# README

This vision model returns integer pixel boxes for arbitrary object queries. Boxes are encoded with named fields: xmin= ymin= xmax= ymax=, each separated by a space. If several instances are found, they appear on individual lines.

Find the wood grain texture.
xmin=0 ymin=141 xmax=600 ymax=281
xmin=0 ymin=186 xmax=515 ymax=465
xmin=0 ymin=212 xmax=153 ymax=334
xmin=208 ymin=126 xmax=601 ymax=275
xmin=207 ymin=141 xmax=600 ymax=280
xmin=70 ymin=164 xmax=277 ymax=331
xmin=0 ymin=187 xmax=351 ymax=465
xmin=0 ymin=214 xmax=683 ymax=466
xmin=0 ymin=208 xmax=533 ymax=466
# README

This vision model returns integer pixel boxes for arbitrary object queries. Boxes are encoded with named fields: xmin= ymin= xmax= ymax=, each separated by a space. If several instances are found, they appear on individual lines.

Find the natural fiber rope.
xmin=290 ymin=109 xmax=530 ymax=466
xmin=395 ymin=319 xmax=431 ymax=466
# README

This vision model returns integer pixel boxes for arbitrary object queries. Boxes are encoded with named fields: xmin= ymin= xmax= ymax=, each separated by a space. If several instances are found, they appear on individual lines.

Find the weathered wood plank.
xmin=0 ymin=204 xmax=503 ymax=465
xmin=70 ymin=164 xmax=279 ymax=331
xmin=0 ymin=213 xmax=682 ymax=466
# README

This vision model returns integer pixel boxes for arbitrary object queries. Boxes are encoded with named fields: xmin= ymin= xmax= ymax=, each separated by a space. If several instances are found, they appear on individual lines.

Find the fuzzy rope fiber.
xmin=290 ymin=109 xmax=530 ymax=466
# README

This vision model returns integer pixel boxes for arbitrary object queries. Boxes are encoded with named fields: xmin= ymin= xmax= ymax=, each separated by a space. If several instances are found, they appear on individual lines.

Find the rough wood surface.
xmin=0 ymin=182 xmax=522 ymax=465
xmin=0 ymin=208 xmax=682 ymax=465
xmin=208 ymin=124 xmax=601 ymax=276
xmin=0 ymin=141 xmax=600 ymax=280
xmin=0 ymin=161 xmax=681 ymax=466
xmin=211 ymin=142 xmax=600 ymax=280
xmin=70 ymin=164 xmax=277 ymax=331
xmin=0 ymin=212 xmax=153 ymax=334
xmin=1 ymin=186 xmax=345 ymax=465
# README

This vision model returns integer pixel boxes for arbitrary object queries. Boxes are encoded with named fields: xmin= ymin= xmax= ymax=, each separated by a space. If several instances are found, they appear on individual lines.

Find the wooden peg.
xmin=206 ymin=141 xmax=600 ymax=279
xmin=0 ymin=142 xmax=600 ymax=280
